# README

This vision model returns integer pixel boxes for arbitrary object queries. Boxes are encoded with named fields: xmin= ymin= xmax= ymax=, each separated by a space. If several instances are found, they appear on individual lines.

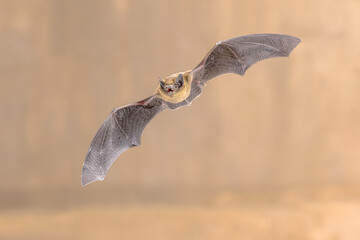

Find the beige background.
xmin=1 ymin=0 xmax=360 ymax=239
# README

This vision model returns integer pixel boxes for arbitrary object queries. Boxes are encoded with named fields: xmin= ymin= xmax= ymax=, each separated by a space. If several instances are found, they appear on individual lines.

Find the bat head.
xmin=157 ymin=70 xmax=192 ymax=103
xmin=159 ymin=73 xmax=184 ymax=96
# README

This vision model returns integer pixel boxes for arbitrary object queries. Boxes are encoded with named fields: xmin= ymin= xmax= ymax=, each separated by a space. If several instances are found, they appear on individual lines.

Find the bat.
xmin=81 ymin=33 xmax=301 ymax=186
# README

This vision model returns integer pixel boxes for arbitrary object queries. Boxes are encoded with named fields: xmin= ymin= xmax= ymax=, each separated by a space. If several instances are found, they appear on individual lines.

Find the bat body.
xmin=82 ymin=34 xmax=300 ymax=186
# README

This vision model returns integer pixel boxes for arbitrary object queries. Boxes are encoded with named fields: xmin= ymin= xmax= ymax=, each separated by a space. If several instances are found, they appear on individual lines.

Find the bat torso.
xmin=156 ymin=70 xmax=192 ymax=103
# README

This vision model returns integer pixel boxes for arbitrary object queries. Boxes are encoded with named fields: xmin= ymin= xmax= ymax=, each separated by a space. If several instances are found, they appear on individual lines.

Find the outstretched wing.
xmin=81 ymin=95 xmax=165 ymax=186
xmin=192 ymin=34 xmax=300 ymax=83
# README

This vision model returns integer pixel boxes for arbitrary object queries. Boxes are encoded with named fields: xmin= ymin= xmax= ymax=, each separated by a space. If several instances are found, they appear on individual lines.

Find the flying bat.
xmin=81 ymin=33 xmax=300 ymax=186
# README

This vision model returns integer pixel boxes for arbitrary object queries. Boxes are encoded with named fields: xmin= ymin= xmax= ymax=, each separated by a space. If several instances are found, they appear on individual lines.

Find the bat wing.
xmin=192 ymin=34 xmax=300 ymax=83
xmin=81 ymin=95 xmax=165 ymax=186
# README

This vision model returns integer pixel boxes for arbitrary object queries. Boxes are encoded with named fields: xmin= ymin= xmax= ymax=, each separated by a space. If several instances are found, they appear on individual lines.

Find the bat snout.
xmin=164 ymin=85 xmax=177 ymax=94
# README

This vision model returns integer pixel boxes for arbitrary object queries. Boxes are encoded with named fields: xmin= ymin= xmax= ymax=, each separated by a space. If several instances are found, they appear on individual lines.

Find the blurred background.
xmin=1 ymin=0 xmax=360 ymax=239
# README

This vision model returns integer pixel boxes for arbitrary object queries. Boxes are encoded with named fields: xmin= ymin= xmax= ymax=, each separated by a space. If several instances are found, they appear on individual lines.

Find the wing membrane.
xmin=81 ymin=96 xmax=165 ymax=186
xmin=192 ymin=34 xmax=300 ymax=82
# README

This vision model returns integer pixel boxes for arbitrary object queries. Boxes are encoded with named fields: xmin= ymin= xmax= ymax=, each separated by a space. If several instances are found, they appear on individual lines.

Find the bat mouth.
xmin=162 ymin=85 xmax=177 ymax=96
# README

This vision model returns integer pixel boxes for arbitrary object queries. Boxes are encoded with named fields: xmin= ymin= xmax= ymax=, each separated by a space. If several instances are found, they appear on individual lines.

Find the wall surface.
xmin=1 ymin=0 xmax=360 ymax=239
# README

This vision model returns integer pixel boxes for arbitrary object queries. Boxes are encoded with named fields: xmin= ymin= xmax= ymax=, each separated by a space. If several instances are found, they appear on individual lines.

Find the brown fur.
xmin=156 ymin=70 xmax=192 ymax=103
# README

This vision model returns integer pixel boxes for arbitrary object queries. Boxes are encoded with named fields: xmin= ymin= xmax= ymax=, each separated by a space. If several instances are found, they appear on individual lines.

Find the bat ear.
xmin=175 ymin=73 xmax=184 ymax=87
xmin=159 ymin=77 xmax=165 ymax=89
